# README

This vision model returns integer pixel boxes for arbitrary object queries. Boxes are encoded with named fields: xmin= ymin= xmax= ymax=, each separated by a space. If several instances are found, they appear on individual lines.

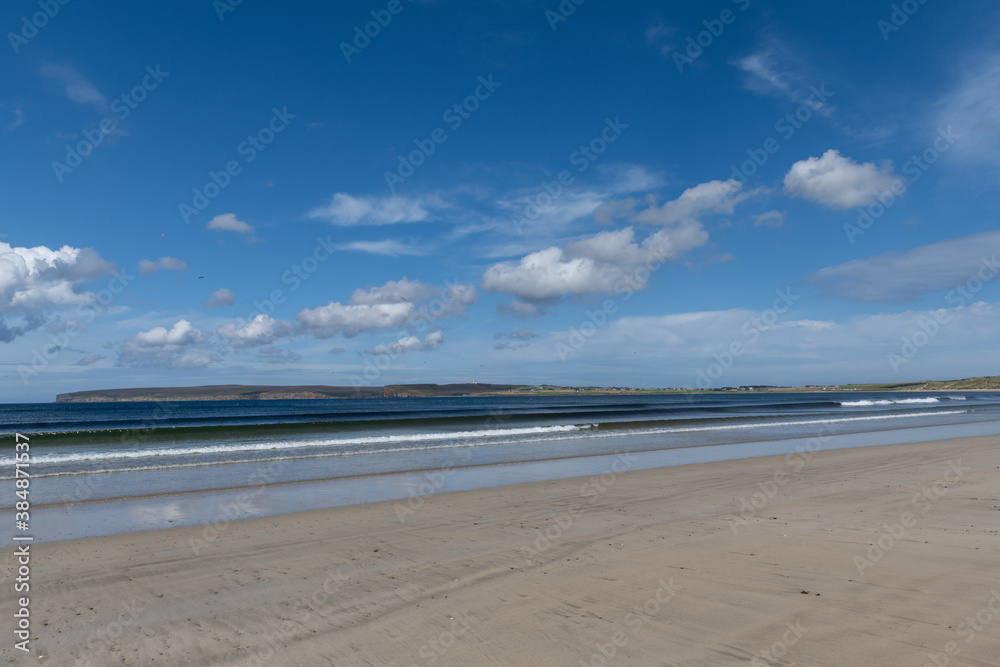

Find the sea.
xmin=3 ymin=391 xmax=1000 ymax=541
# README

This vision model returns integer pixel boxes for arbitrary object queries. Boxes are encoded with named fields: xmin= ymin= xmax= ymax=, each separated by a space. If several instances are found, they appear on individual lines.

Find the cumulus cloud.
xmin=297 ymin=302 xmax=414 ymax=338
xmin=207 ymin=213 xmax=255 ymax=235
xmin=217 ymin=314 xmax=291 ymax=348
xmin=206 ymin=287 xmax=235 ymax=308
xmin=0 ymin=241 xmax=114 ymax=342
xmin=118 ymin=319 xmax=214 ymax=368
xmin=784 ymin=150 xmax=902 ymax=209
xmin=296 ymin=278 xmax=476 ymax=339
xmin=351 ymin=278 xmax=438 ymax=305
xmin=481 ymin=224 xmax=708 ymax=307
xmin=308 ymin=193 xmax=435 ymax=226
xmin=139 ymin=257 xmax=187 ymax=275
xmin=366 ymin=329 xmax=444 ymax=356
xmin=807 ymin=230 xmax=1000 ymax=302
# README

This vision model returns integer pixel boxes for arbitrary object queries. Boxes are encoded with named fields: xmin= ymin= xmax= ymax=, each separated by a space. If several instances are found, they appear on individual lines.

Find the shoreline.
xmin=19 ymin=419 xmax=1000 ymax=543
xmin=4 ymin=432 xmax=999 ymax=665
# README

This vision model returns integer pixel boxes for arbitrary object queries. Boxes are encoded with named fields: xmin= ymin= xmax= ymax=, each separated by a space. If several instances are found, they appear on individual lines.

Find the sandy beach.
xmin=5 ymin=433 xmax=999 ymax=666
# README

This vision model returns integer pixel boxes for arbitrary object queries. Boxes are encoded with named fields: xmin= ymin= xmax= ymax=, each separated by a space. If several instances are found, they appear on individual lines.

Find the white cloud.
xmin=296 ymin=302 xmax=414 ymax=338
xmin=296 ymin=278 xmax=476 ymax=338
xmin=366 ymin=329 xmax=444 ymax=356
xmin=807 ymin=230 xmax=1000 ymax=302
xmin=118 ymin=319 xmax=213 ymax=368
xmin=206 ymin=287 xmax=235 ymax=308
xmin=139 ymin=257 xmax=187 ymax=275
xmin=733 ymin=39 xmax=834 ymax=115
xmin=784 ymin=150 xmax=902 ymax=209
xmin=217 ymin=314 xmax=291 ymax=348
xmin=482 ymin=178 xmax=750 ymax=311
xmin=490 ymin=165 xmax=664 ymax=240
xmin=308 ymin=193 xmax=434 ymax=226
xmin=351 ymin=278 xmax=438 ymax=305
xmin=481 ymin=224 xmax=708 ymax=306
xmin=0 ymin=242 xmax=114 ymax=341
xmin=41 ymin=63 xmax=107 ymax=110
xmin=936 ymin=51 xmax=1000 ymax=167
xmin=207 ymin=213 xmax=255 ymax=234
xmin=548 ymin=300 xmax=1000 ymax=385
xmin=596 ymin=179 xmax=755 ymax=228
xmin=753 ymin=210 xmax=785 ymax=228
xmin=337 ymin=240 xmax=430 ymax=257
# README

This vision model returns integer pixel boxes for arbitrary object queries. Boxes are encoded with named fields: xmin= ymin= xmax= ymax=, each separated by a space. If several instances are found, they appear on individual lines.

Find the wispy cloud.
xmin=936 ymin=50 xmax=1000 ymax=169
xmin=139 ymin=257 xmax=188 ymax=275
xmin=41 ymin=63 xmax=108 ymax=111
xmin=733 ymin=37 xmax=834 ymax=116
xmin=336 ymin=240 xmax=431 ymax=257
xmin=807 ymin=230 xmax=1000 ymax=303
xmin=308 ymin=193 xmax=440 ymax=226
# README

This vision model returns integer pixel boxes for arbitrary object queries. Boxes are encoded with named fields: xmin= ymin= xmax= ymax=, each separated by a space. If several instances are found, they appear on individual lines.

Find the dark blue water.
xmin=2 ymin=392 xmax=999 ymax=507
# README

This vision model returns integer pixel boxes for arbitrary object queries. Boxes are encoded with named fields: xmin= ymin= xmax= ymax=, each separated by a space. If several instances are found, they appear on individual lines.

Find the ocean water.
xmin=3 ymin=392 xmax=1000 ymax=540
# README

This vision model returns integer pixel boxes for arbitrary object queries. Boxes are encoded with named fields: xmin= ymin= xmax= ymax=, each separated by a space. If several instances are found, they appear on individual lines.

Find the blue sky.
xmin=3 ymin=0 xmax=1000 ymax=402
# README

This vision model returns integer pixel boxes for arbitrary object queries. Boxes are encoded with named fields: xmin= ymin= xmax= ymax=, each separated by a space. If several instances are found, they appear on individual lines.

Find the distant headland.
xmin=53 ymin=376 xmax=1000 ymax=402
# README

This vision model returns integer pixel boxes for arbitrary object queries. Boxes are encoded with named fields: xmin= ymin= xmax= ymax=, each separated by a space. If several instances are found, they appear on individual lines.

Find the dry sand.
xmin=3 ymin=434 xmax=999 ymax=666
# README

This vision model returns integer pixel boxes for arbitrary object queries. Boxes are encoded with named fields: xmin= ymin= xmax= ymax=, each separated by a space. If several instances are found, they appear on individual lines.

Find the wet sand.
xmin=3 ymin=433 xmax=999 ymax=665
